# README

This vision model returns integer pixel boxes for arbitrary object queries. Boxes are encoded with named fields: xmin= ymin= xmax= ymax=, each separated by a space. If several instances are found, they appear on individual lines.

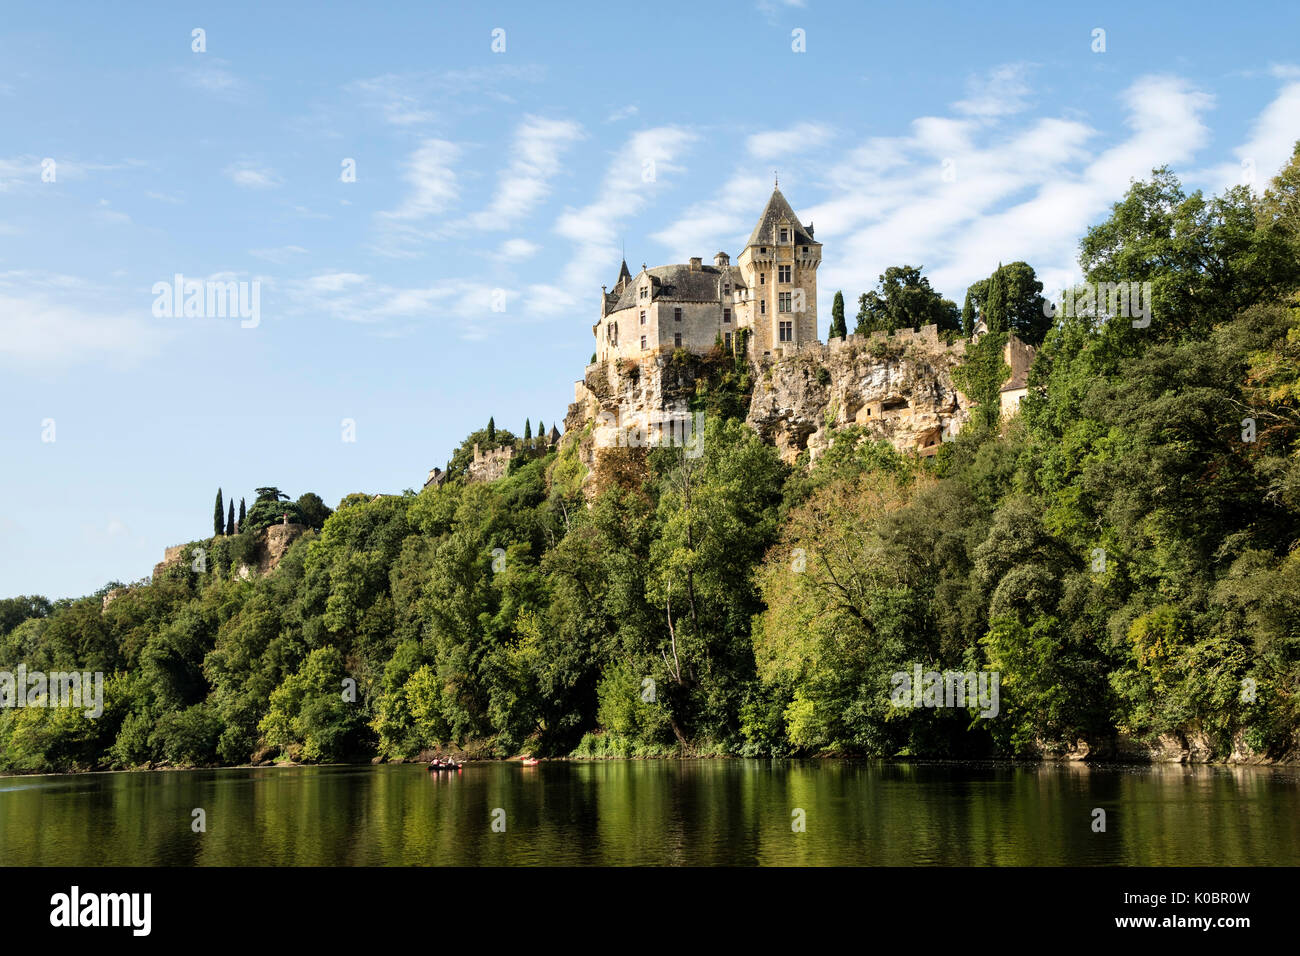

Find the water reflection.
xmin=1 ymin=760 xmax=1296 ymax=866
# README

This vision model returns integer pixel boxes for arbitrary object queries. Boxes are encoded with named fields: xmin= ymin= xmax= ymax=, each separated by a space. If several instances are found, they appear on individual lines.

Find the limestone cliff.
xmin=747 ymin=327 xmax=970 ymax=464
xmin=563 ymin=324 xmax=974 ymax=486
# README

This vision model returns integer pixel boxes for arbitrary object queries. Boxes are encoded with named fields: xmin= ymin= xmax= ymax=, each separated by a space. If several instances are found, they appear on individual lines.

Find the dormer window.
xmin=724 ymin=282 xmax=730 ymax=294
xmin=780 ymin=228 xmax=788 ymax=242
xmin=640 ymin=286 xmax=648 ymax=300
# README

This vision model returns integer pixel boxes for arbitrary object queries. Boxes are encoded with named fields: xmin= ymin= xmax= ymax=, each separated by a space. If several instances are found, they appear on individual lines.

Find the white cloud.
xmin=250 ymin=245 xmax=309 ymax=264
xmin=813 ymin=74 xmax=1214 ymax=304
xmin=0 ymin=272 xmax=174 ymax=367
xmin=467 ymin=116 xmax=585 ymax=231
xmin=372 ymin=139 xmax=461 ymax=255
xmin=606 ymin=105 xmax=639 ymax=123
xmin=224 ymin=161 xmax=281 ymax=189
xmin=528 ymin=126 xmax=696 ymax=316
xmin=746 ymin=122 xmax=835 ymax=160
xmin=180 ymin=59 xmax=246 ymax=97
xmin=499 ymin=238 xmax=539 ymax=260
xmin=1193 ymin=72 xmax=1300 ymax=194
xmin=283 ymin=271 xmax=511 ymax=339
xmin=953 ymin=63 xmax=1036 ymax=118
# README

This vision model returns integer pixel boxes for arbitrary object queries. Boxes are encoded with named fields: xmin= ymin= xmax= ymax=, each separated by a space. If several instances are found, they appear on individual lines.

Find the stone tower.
xmin=737 ymin=185 xmax=822 ymax=355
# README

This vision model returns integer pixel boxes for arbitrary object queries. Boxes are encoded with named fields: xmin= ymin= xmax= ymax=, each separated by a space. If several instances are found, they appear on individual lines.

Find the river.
xmin=2 ymin=760 xmax=1298 ymax=865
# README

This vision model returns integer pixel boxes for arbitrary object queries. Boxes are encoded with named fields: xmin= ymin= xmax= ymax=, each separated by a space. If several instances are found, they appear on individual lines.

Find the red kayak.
xmin=520 ymin=757 xmax=539 ymax=766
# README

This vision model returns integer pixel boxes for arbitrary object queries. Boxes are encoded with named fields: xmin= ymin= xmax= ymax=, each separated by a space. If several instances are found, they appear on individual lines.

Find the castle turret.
xmin=737 ymin=185 xmax=821 ymax=355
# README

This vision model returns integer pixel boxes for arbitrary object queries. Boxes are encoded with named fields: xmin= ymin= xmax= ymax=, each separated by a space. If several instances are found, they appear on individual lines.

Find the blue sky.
xmin=2 ymin=0 xmax=1298 ymax=599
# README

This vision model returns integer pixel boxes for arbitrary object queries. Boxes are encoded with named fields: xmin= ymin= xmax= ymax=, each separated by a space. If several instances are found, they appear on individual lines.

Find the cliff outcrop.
xmin=563 ymin=324 xmax=975 ymax=487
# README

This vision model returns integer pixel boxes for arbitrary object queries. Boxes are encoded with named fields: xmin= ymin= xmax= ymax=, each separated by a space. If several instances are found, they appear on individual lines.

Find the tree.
xmin=984 ymin=263 xmax=1007 ymax=333
xmin=214 ymin=489 xmax=224 ymax=537
xmin=238 ymin=498 xmax=246 ymax=529
xmin=524 ymin=419 xmax=532 ymax=443
xmin=254 ymin=487 xmax=289 ymax=504
xmin=487 ymin=417 xmax=496 ymax=444
xmin=830 ymin=290 xmax=847 ymax=339
xmin=852 ymin=265 xmax=961 ymax=335
xmin=962 ymin=291 xmax=975 ymax=337
xmin=537 ymin=420 xmax=546 ymax=445
xmin=226 ymin=501 xmax=235 ymax=536
xmin=295 ymin=492 xmax=332 ymax=531
xmin=965 ymin=262 xmax=1048 ymax=343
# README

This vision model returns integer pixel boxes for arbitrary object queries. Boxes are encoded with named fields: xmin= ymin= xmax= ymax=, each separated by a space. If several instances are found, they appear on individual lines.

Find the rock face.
xmin=747 ymin=329 xmax=969 ymax=464
xmin=259 ymin=523 xmax=307 ymax=575
xmin=563 ymin=324 xmax=974 ymax=485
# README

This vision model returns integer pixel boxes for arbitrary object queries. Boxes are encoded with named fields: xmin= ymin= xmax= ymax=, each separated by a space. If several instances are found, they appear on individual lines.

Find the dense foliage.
xmin=3 ymin=152 xmax=1299 ymax=771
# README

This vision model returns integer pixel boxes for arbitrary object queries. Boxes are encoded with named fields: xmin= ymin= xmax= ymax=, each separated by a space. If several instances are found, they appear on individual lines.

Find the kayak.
xmin=520 ymin=757 xmax=539 ymax=766
xmin=428 ymin=762 xmax=462 ymax=771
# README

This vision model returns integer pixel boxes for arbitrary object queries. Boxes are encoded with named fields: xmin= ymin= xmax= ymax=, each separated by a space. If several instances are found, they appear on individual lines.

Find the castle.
xmin=595 ymin=184 xmax=821 ymax=362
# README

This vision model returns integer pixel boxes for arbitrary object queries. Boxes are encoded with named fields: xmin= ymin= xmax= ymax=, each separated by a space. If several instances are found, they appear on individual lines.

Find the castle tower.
xmin=737 ymin=185 xmax=821 ymax=355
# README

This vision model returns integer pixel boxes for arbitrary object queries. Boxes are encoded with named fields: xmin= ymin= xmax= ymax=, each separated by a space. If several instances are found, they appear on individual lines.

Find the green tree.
xmin=295 ymin=492 xmax=332 ymax=531
xmin=830 ymin=290 xmax=847 ymax=339
xmin=487 ymin=416 xmax=496 ymax=444
xmin=852 ymin=266 xmax=961 ymax=335
xmin=214 ymin=489 xmax=224 ymax=537
xmin=226 ymin=501 xmax=235 ymax=536
xmin=238 ymin=497 xmax=246 ymax=529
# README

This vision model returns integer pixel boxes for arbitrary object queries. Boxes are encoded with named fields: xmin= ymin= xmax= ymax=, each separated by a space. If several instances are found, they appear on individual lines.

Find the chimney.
xmin=713 ymin=251 xmax=729 ymax=268
xmin=689 ymin=257 xmax=702 ymax=272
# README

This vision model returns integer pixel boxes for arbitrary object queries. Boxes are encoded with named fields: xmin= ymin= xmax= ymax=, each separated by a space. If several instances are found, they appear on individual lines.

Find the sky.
xmin=1 ymin=0 xmax=1298 ymax=600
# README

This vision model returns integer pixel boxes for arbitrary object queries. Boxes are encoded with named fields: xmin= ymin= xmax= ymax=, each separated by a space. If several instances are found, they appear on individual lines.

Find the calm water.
xmin=2 ymin=760 xmax=1298 ymax=866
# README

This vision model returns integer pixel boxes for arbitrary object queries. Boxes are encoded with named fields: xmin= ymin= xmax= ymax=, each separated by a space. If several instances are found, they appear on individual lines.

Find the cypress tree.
xmin=238 ymin=498 xmax=246 ymax=530
xmin=986 ymin=263 xmax=1007 ymax=333
xmin=962 ymin=291 xmax=975 ymax=337
xmin=524 ymin=419 xmax=531 ymax=442
xmin=487 ymin=416 xmax=496 ymax=444
xmin=537 ymin=420 xmax=545 ymax=445
xmin=226 ymin=501 xmax=235 ymax=536
xmin=831 ymin=290 xmax=846 ymax=339
xmin=214 ymin=489 xmax=224 ymax=537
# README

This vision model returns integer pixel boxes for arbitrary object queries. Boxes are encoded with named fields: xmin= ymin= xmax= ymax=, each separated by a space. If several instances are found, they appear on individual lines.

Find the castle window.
xmin=780 ymin=228 xmax=788 ymax=242
xmin=674 ymin=332 xmax=682 ymax=348
xmin=778 ymin=292 xmax=792 ymax=312
xmin=724 ymin=282 xmax=730 ymax=294
xmin=760 ymin=247 xmax=766 ymax=254
xmin=725 ymin=332 xmax=733 ymax=350
xmin=640 ymin=310 xmax=646 ymax=325
xmin=640 ymin=286 xmax=648 ymax=300
xmin=723 ymin=308 xmax=731 ymax=324
xmin=779 ymin=321 xmax=793 ymax=342
xmin=640 ymin=335 xmax=647 ymax=349
xmin=760 ymin=300 xmax=766 ymax=315
xmin=674 ymin=308 xmax=682 ymax=322
xmin=760 ymin=273 xmax=765 ymax=285
xmin=778 ymin=266 xmax=791 ymax=283
xmin=802 ymin=246 xmax=809 ymax=253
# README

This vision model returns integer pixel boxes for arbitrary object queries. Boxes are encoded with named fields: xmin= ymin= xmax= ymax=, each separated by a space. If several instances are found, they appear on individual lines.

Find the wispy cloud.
xmin=953 ymin=63 xmax=1036 ymax=118
xmin=372 ymin=139 xmax=461 ymax=256
xmin=224 ymin=160 xmax=281 ymax=189
xmin=746 ymin=122 xmax=835 ymax=161
xmin=1193 ymin=68 xmax=1300 ymax=194
xmin=284 ymin=271 xmax=512 ymax=340
xmin=466 ymin=116 xmax=585 ymax=231
xmin=179 ymin=58 xmax=246 ymax=98
xmin=528 ymin=126 xmax=697 ymax=316
xmin=0 ymin=272 xmax=174 ymax=367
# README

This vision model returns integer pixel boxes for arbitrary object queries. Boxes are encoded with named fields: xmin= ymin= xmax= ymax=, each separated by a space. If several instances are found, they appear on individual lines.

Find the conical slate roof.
xmin=746 ymin=187 xmax=816 ymax=248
